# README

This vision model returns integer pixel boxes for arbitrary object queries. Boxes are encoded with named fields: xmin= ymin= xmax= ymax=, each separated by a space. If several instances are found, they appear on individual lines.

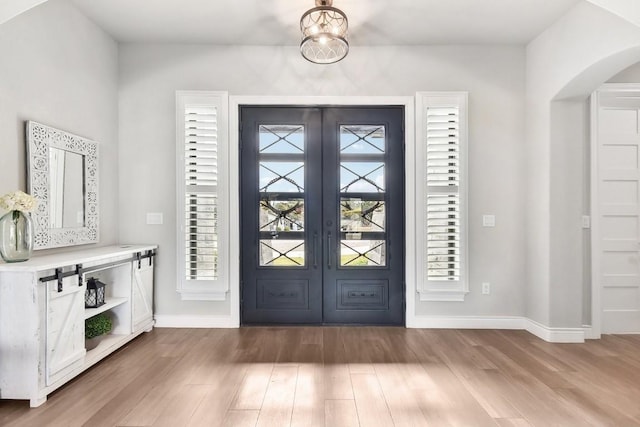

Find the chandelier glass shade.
xmin=300 ymin=0 xmax=349 ymax=64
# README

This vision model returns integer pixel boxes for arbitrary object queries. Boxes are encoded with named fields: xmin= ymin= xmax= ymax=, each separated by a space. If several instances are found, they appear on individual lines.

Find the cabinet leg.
xmin=30 ymin=395 xmax=47 ymax=407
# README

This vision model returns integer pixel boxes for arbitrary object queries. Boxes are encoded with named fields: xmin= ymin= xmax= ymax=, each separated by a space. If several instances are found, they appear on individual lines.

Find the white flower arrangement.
xmin=0 ymin=190 xmax=38 ymax=213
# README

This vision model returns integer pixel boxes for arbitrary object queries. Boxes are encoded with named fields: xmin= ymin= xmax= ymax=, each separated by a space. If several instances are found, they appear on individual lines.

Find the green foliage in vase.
xmin=85 ymin=312 xmax=112 ymax=339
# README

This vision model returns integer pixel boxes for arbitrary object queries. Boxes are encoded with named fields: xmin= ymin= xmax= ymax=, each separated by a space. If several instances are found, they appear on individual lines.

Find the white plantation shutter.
xmin=426 ymin=107 xmax=461 ymax=281
xmin=417 ymin=93 xmax=468 ymax=301
xmin=177 ymin=92 xmax=228 ymax=301
xmin=185 ymin=106 xmax=218 ymax=280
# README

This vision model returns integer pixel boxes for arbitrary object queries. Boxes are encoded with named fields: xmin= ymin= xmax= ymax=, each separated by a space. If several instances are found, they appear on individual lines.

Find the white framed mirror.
xmin=26 ymin=121 xmax=99 ymax=249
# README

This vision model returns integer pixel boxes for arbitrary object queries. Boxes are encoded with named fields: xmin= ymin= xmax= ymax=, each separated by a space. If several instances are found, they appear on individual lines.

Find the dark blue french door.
xmin=240 ymin=106 xmax=404 ymax=325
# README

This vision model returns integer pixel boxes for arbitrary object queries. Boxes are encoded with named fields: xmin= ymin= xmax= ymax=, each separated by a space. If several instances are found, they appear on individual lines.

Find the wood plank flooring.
xmin=1 ymin=327 xmax=640 ymax=426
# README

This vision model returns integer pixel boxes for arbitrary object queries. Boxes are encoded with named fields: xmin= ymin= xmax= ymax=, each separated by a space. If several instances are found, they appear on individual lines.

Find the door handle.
xmin=313 ymin=232 xmax=319 ymax=269
xmin=327 ymin=232 xmax=332 ymax=269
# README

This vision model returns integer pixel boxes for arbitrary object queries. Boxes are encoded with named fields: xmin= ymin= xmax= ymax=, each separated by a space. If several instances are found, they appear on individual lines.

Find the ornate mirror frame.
xmin=26 ymin=121 xmax=99 ymax=249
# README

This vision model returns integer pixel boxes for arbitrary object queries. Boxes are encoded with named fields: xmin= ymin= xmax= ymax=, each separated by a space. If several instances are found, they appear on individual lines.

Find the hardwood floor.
xmin=1 ymin=327 xmax=640 ymax=426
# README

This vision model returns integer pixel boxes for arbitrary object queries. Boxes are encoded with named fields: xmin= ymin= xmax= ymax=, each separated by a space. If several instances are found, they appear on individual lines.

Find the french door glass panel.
xmin=258 ymin=124 xmax=306 ymax=268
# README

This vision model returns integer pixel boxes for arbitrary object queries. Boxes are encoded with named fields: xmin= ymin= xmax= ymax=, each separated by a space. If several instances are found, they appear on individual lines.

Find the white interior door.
xmin=594 ymin=87 xmax=640 ymax=334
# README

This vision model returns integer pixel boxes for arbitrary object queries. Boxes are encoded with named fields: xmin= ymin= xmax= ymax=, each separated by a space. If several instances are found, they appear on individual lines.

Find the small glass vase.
xmin=0 ymin=210 xmax=34 ymax=263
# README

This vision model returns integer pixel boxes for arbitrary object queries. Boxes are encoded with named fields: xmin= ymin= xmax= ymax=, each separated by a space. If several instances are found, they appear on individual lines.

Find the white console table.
xmin=0 ymin=244 xmax=156 ymax=407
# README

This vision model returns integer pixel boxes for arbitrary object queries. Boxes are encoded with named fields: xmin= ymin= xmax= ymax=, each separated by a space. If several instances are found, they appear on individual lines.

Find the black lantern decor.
xmin=85 ymin=277 xmax=106 ymax=308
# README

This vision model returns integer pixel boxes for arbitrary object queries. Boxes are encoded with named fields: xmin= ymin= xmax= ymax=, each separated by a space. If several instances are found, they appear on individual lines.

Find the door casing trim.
xmin=229 ymin=96 xmax=416 ymax=327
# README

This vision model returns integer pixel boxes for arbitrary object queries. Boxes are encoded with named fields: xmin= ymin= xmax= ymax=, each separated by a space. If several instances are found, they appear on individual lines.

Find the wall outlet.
xmin=582 ymin=215 xmax=591 ymax=229
xmin=482 ymin=282 xmax=491 ymax=295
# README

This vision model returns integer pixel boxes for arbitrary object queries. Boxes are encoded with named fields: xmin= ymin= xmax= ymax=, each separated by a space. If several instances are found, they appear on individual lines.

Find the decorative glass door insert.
xmin=339 ymin=125 xmax=387 ymax=268
xmin=258 ymin=125 xmax=306 ymax=267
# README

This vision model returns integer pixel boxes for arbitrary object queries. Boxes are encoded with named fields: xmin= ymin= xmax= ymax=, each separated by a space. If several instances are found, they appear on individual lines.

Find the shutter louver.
xmin=426 ymin=194 xmax=460 ymax=280
xmin=185 ymin=105 xmax=218 ymax=280
xmin=426 ymin=107 xmax=460 ymax=187
xmin=426 ymin=106 xmax=461 ymax=282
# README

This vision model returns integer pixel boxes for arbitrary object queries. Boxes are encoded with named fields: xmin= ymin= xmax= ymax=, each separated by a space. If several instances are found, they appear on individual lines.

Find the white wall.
xmin=0 ymin=0 xmax=47 ymax=25
xmin=5 ymin=0 xmax=640 ymax=334
xmin=587 ymin=0 xmax=640 ymax=27
xmin=608 ymin=62 xmax=640 ymax=81
xmin=0 ymin=0 xmax=119 ymax=251
xmin=118 ymin=44 xmax=526 ymax=319
xmin=526 ymin=1 xmax=640 ymax=328
xmin=549 ymin=100 xmax=589 ymax=327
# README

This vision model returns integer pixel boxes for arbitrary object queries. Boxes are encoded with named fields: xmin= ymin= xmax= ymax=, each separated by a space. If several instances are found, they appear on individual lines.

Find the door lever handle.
xmin=313 ymin=232 xmax=318 ymax=269
xmin=327 ymin=232 xmax=332 ymax=269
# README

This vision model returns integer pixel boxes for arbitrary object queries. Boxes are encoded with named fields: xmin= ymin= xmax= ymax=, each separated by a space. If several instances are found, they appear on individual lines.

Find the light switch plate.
xmin=146 ymin=212 xmax=163 ymax=225
xmin=582 ymin=215 xmax=591 ymax=229
xmin=482 ymin=215 xmax=495 ymax=227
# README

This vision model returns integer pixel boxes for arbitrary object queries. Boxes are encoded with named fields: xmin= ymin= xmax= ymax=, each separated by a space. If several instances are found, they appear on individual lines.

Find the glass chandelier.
xmin=300 ymin=0 xmax=349 ymax=64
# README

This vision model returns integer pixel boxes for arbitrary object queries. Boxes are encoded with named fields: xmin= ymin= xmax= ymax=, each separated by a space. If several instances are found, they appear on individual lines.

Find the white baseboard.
xmin=524 ymin=319 xmax=585 ymax=343
xmin=583 ymin=325 xmax=599 ymax=340
xmin=154 ymin=314 xmax=586 ymax=343
xmin=406 ymin=315 xmax=586 ymax=343
xmin=406 ymin=316 xmax=525 ymax=330
xmin=154 ymin=315 xmax=238 ymax=328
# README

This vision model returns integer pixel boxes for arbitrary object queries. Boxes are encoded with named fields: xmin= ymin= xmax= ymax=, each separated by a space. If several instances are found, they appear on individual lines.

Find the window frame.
xmin=175 ymin=91 xmax=229 ymax=301
xmin=415 ymin=92 xmax=469 ymax=301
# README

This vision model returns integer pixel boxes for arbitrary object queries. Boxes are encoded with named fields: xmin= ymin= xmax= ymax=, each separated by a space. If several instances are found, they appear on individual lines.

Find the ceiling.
xmin=70 ymin=0 xmax=582 ymax=45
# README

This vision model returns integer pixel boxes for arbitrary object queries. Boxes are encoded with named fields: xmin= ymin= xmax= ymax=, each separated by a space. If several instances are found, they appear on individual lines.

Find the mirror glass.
xmin=26 ymin=121 xmax=99 ymax=249
xmin=49 ymin=148 xmax=85 ymax=228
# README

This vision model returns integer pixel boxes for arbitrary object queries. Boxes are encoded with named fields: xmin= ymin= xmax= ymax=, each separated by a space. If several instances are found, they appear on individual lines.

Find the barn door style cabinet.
xmin=0 ymin=245 xmax=156 ymax=407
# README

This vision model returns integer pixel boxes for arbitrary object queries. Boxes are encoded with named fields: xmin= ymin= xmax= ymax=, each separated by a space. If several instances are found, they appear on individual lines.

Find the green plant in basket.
xmin=85 ymin=312 xmax=112 ymax=339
